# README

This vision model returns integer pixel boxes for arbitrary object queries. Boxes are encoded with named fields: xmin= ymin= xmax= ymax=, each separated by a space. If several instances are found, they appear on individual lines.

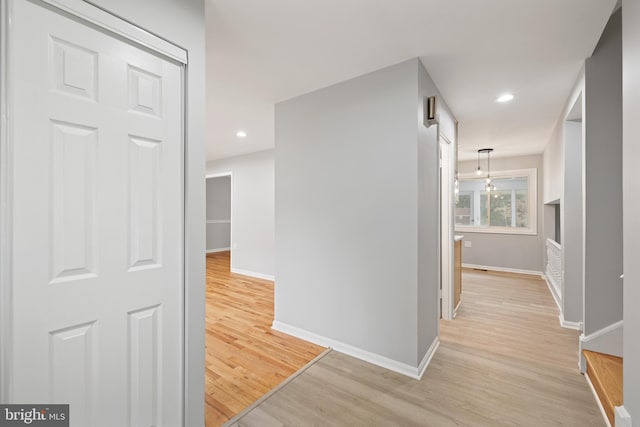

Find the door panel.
xmin=9 ymin=1 xmax=184 ymax=426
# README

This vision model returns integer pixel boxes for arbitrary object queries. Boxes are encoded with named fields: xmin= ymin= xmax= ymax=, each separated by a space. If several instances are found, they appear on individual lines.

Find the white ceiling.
xmin=205 ymin=0 xmax=616 ymax=161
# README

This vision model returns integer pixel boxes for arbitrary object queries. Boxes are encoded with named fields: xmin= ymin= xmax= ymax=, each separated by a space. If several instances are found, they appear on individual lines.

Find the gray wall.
xmin=542 ymin=74 xmax=583 ymax=205
xmin=583 ymin=9 xmax=623 ymax=335
xmin=275 ymin=59 xmax=454 ymax=369
xmin=86 ymin=0 xmax=206 ymax=425
xmin=275 ymin=60 xmax=418 ymax=366
xmin=623 ymin=0 xmax=640 ymax=419
xmin=206 ymin=176 xmax=231 ymax=251
xmin=206 ymin=176 xmax=231 ymax=220
xmin=457 ymin=154 xmax=544 ymax=273
xmin=542 ymin=73 xmax=583 ymax=283
xmin=562 ymin=121 xmax=583 ymax=324
xmin=543 ymin=125 xmax=564 ymax=205
xmin=206 ymin=150 xmax=275 ymax=277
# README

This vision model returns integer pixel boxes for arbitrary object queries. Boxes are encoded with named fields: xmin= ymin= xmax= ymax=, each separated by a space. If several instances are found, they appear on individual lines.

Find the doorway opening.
xmin=206 ymin=174 xmax=232 ymax=260
xmin=202 ymin=170 xmax=324 ymax=426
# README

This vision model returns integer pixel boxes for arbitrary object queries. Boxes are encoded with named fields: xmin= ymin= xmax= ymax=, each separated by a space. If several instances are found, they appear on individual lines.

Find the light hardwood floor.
xmin=584 ymin=350 xmax=623 ymax=425
xmin=205 ymin=251 xmax=325 ymax=426
xmin=230 ymin=269 xmax=605 ymax=426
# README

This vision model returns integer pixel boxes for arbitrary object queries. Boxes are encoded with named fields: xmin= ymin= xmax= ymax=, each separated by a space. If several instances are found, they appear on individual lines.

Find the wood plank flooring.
xmin=231 ymin=269 xmax=605 ymax=426
xmin=205 ymin=251 xmax=326 ymax=427
xmin=584 ymin=350 xmax=623 ymax=425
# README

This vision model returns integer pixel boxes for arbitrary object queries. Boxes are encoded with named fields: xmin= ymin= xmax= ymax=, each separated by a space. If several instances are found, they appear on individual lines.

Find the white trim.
xmin=417 ymin=337 xmax=440 ymax=379
xmin=42 ymin=0 xmax=187 ymax=63
xmin=206 ymin=247 xmax=230 ymax=254
xmin=559 ymin=312 xmax=583 ymax=331
xmin=547 ymin=238 xmax=561 ymax=250
xmin=543 ymin=275 xmax=562 ymax=312
xmin=455 ymin=227 xmax=537 ymax=236
xmin=231 ymin=268 xmax=274 ymax=282
xmin=455 ymin=168 xmax=538 ymax=235
xmin=462 ymin=263 xmax=544 ymax=277
xmin=544 ymin=238 xmax=562 ymax=304
xmin=272 ymin=321 xmax=440 ymax=380
xmin=581 ymin=320 xmax=624 ymax=342
xmin=440 ymin=136 xmax=454 ymax=321
xmin=543 ymin=275 xmax=583 ymax=331
xmin=584 ymin=372 xmax=613 ymax=427
xmin=614 ymin=406 xmax=632 ymax=427
xmin=206 ymin=219 xmax=230 ymax=224
xmin=579 ymin=320 xmax=624 ymax=370
xmin=205 ymin=171 xmax=232 ymax=179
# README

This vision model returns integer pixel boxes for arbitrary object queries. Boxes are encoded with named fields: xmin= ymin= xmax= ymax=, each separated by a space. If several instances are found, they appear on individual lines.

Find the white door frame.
xmin=440 ymin=134 xmax=455 ymax=320
xmin=0 ymin=0 xmax=195 ymax=424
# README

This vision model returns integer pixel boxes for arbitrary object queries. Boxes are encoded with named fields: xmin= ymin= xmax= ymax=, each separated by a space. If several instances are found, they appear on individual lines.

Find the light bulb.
xmin=486 ymin=177 xmax=491 ymax=184
xmin=475 ymin=166 xmax=482 ymax=176
xmin=496 ymin=93 xmax=514 ymax=103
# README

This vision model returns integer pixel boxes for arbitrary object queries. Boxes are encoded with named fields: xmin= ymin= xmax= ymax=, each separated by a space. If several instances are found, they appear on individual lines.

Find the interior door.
xmin=7 ymin=1 xmax=184 ymax=426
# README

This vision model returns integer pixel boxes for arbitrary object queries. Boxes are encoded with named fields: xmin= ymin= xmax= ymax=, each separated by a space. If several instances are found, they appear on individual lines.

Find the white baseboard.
xmin=231 ymin=267 xmax=274 ymax=281
xmin=206 ymin=247 xmax=230 ymax=254
xmin=272 ymin=321 xmax=439 ymax=380
xmin=543 ymin=275 xmax=562 ymax=312
xmin=585 ymin=372 xmax=613 ymax=427
xmin=541 ymin=276 xmax=582 ymax=331
xmin=615 ymin=406 xmax=632 ymax=427
xmin=462 ymin=263 xmax=543 ymax=277
xmin=417 ymin=338 xmax=440 ymax=379
xmin=559 ymin=312 xmax=583 ymax=331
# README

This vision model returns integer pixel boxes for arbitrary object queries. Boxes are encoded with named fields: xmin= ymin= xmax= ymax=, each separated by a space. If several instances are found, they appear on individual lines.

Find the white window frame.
xmin=455 ymin=168 xmax=537 ymax=235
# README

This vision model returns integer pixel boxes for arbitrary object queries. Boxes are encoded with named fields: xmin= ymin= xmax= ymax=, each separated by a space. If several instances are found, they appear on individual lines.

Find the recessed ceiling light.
xmin=496 ymin=93 xmax=514 ymax=103
xmin=236 ymin=130 xmax=247 ymax=138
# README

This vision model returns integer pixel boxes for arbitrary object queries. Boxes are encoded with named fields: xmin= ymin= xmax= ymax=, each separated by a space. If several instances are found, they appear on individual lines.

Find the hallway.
xmin=229 ymin=270 xmax=604 ymax=426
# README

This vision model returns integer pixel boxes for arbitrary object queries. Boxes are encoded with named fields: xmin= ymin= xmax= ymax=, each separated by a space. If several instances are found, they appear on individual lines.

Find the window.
xmin=455 ymin=168 xmax=537 ymax=235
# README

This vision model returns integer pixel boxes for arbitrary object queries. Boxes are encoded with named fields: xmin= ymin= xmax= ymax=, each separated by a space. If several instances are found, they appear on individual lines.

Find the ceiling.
xmin=205 ymin=0 xmax=616 ymax=161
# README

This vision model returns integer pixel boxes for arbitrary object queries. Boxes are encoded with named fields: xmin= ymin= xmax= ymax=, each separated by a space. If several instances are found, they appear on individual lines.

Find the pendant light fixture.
xmin=478 ymin=148 xmax=496 ymax=193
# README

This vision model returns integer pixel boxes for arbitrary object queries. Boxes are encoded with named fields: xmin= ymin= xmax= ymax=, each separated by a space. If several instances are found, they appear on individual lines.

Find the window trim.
xmin=455 ymin=168 xmax=537 ymax=236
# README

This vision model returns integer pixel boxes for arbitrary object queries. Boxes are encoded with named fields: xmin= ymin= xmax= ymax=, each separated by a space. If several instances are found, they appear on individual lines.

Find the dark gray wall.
xmin=562 ymin=121 xmax=583 ymax=324
xmin=206 ymin=176 xmax=231 ymax=251
xmin=583 ymin=9 xmax=623 ymax=335
xmin=457 ymin=154 xmax=544 ymax=273
xmin=623 ymin=0 xmax=639 ymax=419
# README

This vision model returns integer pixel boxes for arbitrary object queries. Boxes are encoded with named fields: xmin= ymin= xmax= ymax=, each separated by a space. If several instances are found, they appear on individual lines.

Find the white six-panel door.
xmin=7 ymin=1 xmax=184 ymax=425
